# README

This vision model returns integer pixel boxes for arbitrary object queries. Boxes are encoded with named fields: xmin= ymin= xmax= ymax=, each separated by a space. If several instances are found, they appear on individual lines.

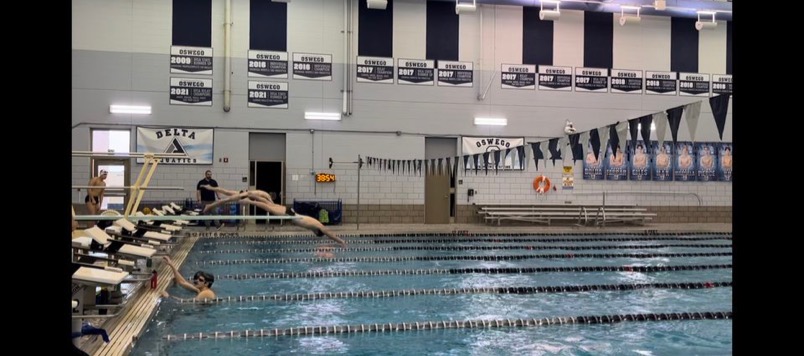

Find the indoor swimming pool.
xmin=132 ymin=233 xmax=732 ymax=355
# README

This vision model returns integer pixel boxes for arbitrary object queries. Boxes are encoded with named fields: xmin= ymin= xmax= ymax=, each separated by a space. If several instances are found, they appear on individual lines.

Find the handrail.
xmin=573 ymin=191 xmax=703 ymax=206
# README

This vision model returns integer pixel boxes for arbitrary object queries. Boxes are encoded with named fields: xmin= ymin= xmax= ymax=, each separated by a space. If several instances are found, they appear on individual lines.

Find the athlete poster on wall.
xmin=717 ymin=143 xmax=733 ymax=182
xmin=652 ymin=141 xmax=674 ymax=181
xmin=628 ymin=140 xmax=652 ymax=181
xmin=674 ymin=142 xmax=696 ymax=181
xmin=695 ymin=142 xmax=717 ymax=181
xmin=604 ymin=142 xmax=628 ymax=180
xmin=136 ymin=127 xmax=213 ymax=164
xmin=582 ymin=141 xmax=604 ymax=180
xmin=562 ymin=166 xmax=574 ymax=190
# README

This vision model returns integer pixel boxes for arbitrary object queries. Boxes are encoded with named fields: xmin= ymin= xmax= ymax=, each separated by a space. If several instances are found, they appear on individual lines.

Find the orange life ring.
xmin=533 ymin=175 xmax=551 ymax=194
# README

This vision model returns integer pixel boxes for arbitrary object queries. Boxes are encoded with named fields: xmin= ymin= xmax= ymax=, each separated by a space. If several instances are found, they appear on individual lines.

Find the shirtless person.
xmin=655 ymin=145 xmax=671 ymax=170
xmin=237 ymin=198 xmax=347 ymax=247
xmin=632 ymin=143 xmax=648 ymax=168
xmin=678 ymin=145 xmax=693 ymax=169
xmin=85 ymin=170 xmax=108 ymax=217
xmin=699 ymin=146 xmax=714 ymax=170
xmin=721 ymin=146 xmax=732 ymax=170
xmin=201 ymin=185 xmax=274 ymax=205
xmin=160 ymin=256 xmax=216 ymax=301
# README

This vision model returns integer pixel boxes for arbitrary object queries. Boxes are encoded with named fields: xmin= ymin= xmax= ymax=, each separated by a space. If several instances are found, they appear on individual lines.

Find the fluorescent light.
xmin=305 ymin=112 xmax=341 ymax=121
xmin=366 ymin=0 xmax=387 ymax=9
xmin=474 ymin=117 xmax=507 ymax=126
xmin=109 ymin=105 xmax=151 ymax=115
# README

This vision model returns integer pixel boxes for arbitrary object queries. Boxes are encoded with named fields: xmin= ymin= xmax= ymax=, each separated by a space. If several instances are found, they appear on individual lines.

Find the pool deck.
xmin=78 ymin=222 xmax=731 ymax=356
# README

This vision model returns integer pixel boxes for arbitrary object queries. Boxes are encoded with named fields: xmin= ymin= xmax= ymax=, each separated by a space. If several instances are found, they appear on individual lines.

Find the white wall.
xmin=72 ymin=0 xmax=732 ymax=207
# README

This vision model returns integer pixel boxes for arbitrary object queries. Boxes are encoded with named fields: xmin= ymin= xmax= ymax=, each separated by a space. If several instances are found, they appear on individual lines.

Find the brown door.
xmin=425 ymin=172 xmax=450 ymax=224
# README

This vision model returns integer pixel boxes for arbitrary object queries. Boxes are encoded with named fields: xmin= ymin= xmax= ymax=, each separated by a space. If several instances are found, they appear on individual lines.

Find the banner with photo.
xmin=628 ymin=140 xmax=652 ymax=181
xmin=652 ymin=141 xmax=674 ymax=181
xmin=604 ymin=142 xmax=628 ymax=180
xmin=674 ymin=141 xmax=696 ymax=181
xmin=717 ymin=143 xmax=733 ymax=182
xmin=582 ymin=141 xmax=604 ymax=180
xmin=136 ymin=127 xmax=214 ymax=164
xmin=462 ymin=137 xmax=525 ymax=170
xmin=695 ymin=142 xmax=718 ymax=181
xmin=562 ymin=166 xmax=574 ymax=190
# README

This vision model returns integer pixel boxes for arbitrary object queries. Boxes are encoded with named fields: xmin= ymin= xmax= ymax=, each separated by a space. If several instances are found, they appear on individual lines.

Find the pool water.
xmin=132 ymin=234 xmax=732 ymax=355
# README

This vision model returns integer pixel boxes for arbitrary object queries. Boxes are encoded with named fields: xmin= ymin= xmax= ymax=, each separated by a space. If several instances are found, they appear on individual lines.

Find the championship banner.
xmin=645 ymin=71 xmax=678 ymax=95
xmin=679 ymin=73 xmax=711 ymax=97
xmin=170 ymin=46 xmax=213 ymax=75
xmin=170 ymin=78 xmax=213 ymax=106
xmin=712 ymin=74 xmax=733 ymax=96
xmin=628 ymin=140 xmax=652 ymax=181
xmin=717 ymin=142 xmax=733 ymax=182
xmin=356 ymin=56 xmax=394 ymax=84
xmin=462 ymin=137 xmax=525 ymax=170
xmin=501 ymin=64 xmax=536 ymax=90
xmin=582 ymin=141 xmax=604 ymax=180
xmin=695 ymin=142 xmax=717 ymax=182
xmin=437 ymin=60 xmax=473 ymax=87
xmin=397 ymin=59 xmax=435 ymax=85
xmin=652 ymin=141 xmax=674 ymax=181
xmin=292 ymin=53 xmax=332 ymax=80
xmin=247 ymin=50 xmax=288 ymax=79
xmin=604 ymin=142 xmax=628 ymax=180
xmin=574 ymin=67 xmax=609 ymax=93
xmin=610 ymin=69 xmax=643 ymax=94
xmin=136 ymin=127 xmax=213 ymax=164
xmin=673 ymin=141 xmax=696 ymax=181
xmin=247 ymin=81 xmax=288 ymax=109
xmin=538 ymin=65 xmax=573 ymax=91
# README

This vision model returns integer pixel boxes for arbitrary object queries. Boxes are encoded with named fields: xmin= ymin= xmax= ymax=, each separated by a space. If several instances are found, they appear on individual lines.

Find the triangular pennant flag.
xmin=589 ymin=129 xmax=601 ymax=161
xmin=666 ymin=106 xmax=684 ymax=144
xmin=408 ymin=160 xmax=411 ymax=175
xmin=579 ymin=131 xmax=589 ymax=162
xmin=453 ymin=156 xmax=459 ymax=178
xmin=653 ymin=111 xmax=668 ymax=147
xmin=568 ymin=133 xmax=580 ymax=161
xmin=684 ymin=101 xmax=702 ymax=142
xmin=418 ymin=160 xmax=423 ymax=176
xmin=483 ymin=152 xmax=490 ymax=175
xmin=473 ymin=154 xmax=480 ymax=174
xmin=464 ymin=155 xmax=470 ymax=175
xmin=548 ymin=138 xmax=561 ymax=166
xmin=628 ymin=118 xmax=640 ymax=152
xmin=493 ymin=150 xmax=501 ymax=174
xmin=597 ymin=127 xmax=608 ymax=160
xmin=445 ymin=157 xmax=451 ymax=177
xmin=608 ymin=123 xmax=620 ymax=157
xmin=424 ymin=159 xmax=430 ymax=175
xmin=639 ymin=115 xmax=653 ymax=153
xmin=709 ymin=94 xmax=730 ymax=140
xmin=438 ymin=158 xmax=444 ymax=176
xmin=392 ymin=160 xmax=396 ymax=174
xmin=504 ymin=148 xmax=512 ymax=172
xmin=616 ymin=121 xmax=628 ymax=158
xmin=531 ymin=142 xmax=543 ymax=170
xmin=517 ymin=146 xmax=526 ymax=170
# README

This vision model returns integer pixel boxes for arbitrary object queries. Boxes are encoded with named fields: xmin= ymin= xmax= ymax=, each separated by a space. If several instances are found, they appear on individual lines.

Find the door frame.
xmin=91 ymin=158 xmax=131 ymax=211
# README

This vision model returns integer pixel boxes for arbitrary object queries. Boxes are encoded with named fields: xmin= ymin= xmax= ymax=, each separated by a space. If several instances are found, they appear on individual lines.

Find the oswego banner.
xmin=356 ymin=56 xmax=394 ymax=84
xmin=437 ymin=60 xmax=473 ymax=87
xmin=248 ymin=50 xmax=288 ymax=79
xmin=170 ymin=46 xmax=213 ymax=75
xmin=462 ymin=137 xmax=525 ymax=170
xmin=170 ymin=78 xmax=213 ymax=106
xmin=679 ymin=73 xmax=711 ymax=96
xmin=292 ymin=53 xmax=332 ymax=80
xmin=501 ymin=64 xmax=536 ymax=90
xmin=247 ymin=81 xmax=288 ymax=109
xmin=645 ymin=71 xmax=678 ymax=95
xmin=538 ymin=65 xmax=573 ymax=91
xmin=136 ymin=127 xmax=214 ymax=164
xmin=397 ymin=59 xmax=435 ymax=85
xmin=574 ymin=67 xmax=609 ymax=92
xmin=610 ymin=69 xmax=643 ymax=94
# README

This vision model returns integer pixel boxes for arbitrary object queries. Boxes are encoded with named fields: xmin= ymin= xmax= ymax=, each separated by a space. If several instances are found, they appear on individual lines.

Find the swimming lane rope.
xmin=197 ymin=252 xmax=732 ymax=265
xmin=215 ymin=263 xmax=732 ymax=280
xmin=199 ymin=243 xmax=732 ymax=254
xmin=201 ymin=236 xmax=732 ymax=246
xmin=167 ymin=281 xmax=731 ymax=305
xmin=162 ymin=311 xmax=732 ymax=341
xmin=198 ymin=231 xmax=732 ymax=239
